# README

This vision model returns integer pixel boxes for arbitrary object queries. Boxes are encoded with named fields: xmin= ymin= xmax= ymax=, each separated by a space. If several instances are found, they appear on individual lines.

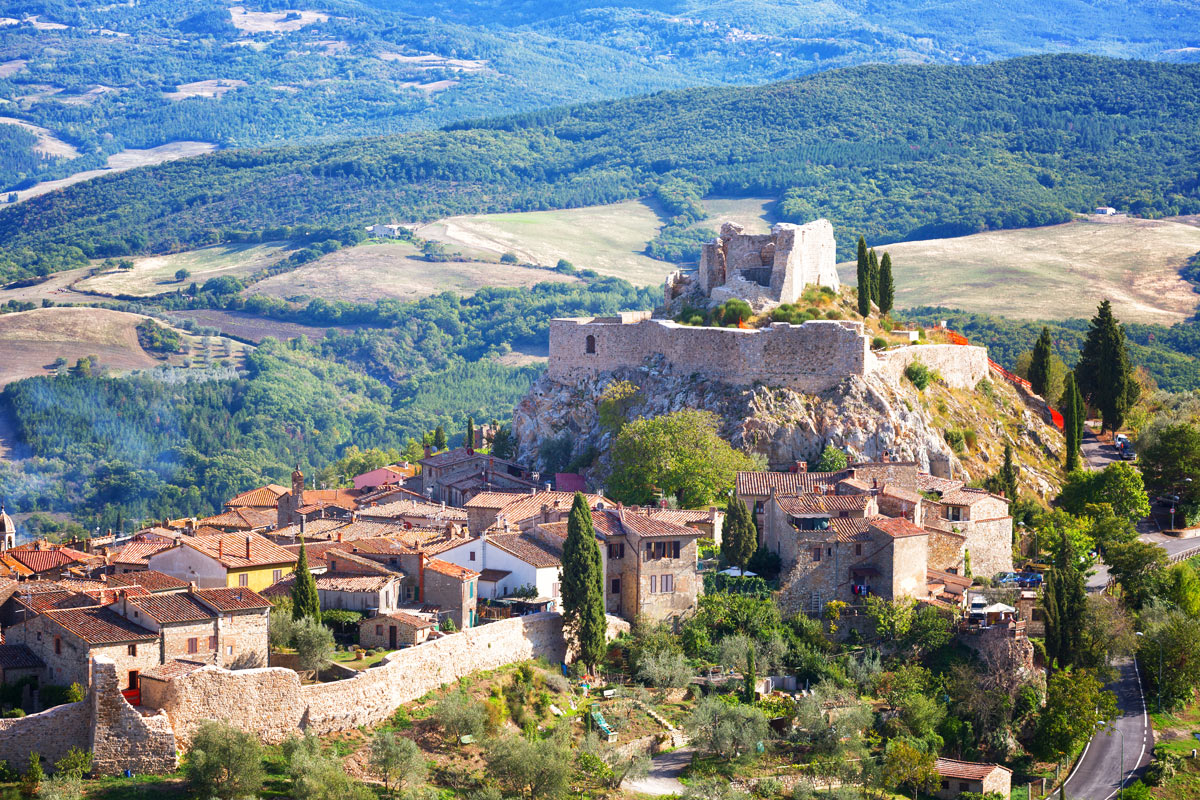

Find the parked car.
xmin=994 ymin=572 xmax=1020 ymax=586
xmin=1017 ymin=572 xmax=1044 ymax=588
xmin=968 ymin=595 xmax=987 ymax=622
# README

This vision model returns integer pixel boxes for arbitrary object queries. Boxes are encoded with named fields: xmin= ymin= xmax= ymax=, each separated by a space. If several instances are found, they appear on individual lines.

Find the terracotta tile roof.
xmin=225 ymin=484 xmax=289 ymax=508
xmin=111 ymin=540 xmax=173 ymax=566
xmin=940 ymin=488 xmax=1009 ymax=506
xmin=268 ymin=519 xmax=347 ymax=542
xmin=128 ymin=593 xmax=216 ymax=624
xmin=335 ymin=537 xmax=414 ymax=556
xmin=198 ymin=508 xmax=277 ymax=531
xmin=646 ymin=508 xmax=716 ymax=526
xmin=0 ymin=643 xmax=44 ymax=670
xmin=12 ymin=587 xmax=98 ymax=613
xmin=736 ymin=470 xmax=847 ymax=497
xmin=141 ymin=659 xmax=208 ymax=682
xmin=776 ymin=494 xmax=872 ymax=515
xmin=425 ymin=558 xmax=480 ymax=580
xmin=927 ymin=568 xmax=971 ymax=591
xmin=831 ymin=518 xmax=873 ymax=542
xmin=915 ymin=474 xmax=963 ymax=494
xmin=478 ymin=568 xmax=511 ymax=583
xmin=357 ymin=485 xmax=428 ymax=506
xmin=7 ymin=548 xmax=84 ymax=574
xmin=445 ymin=472 xmax=536 ymax=492
xmin=606 ymin=509 xmax=704 ymax=539
xmin=487 ymin=534 xmax=562 ymax=568
xmin=837 ymin=477 xmax=872 ymax=492
xmin=420 ymin=447 xmax=521 ymax=470
xmin=193 ymin=587 xmax=271 ymax=612
xmin=260 ymin=573 xmax=295 ymax=598
xmin=0 ymin=577 xmax=17 ymax=604
xmin=880 ymin=484 xmax=923 ymax=504
xmin=164 ymin=532 xmax=298 ymax=570
xmin=292 ymin=488 xmax=362 ymax=510
xmin=108 ymin=570 xmax=189 ymax=593
xmin=324 ymin=548 xmax=395 ymax=576
xmin=868 ymin=516 xmax=928 ymax=539
xmin=43 ymin=606 xmax=158 ymax=645
xmin=56 ymin=578 xmax=110 ymax=595
xmin=470 ymin=490 xmax=613 ymax=525
xmin=281 ymin=540 xmax=353 ymax=569
xmin=364 ymin=610 xmax=434 ymax=629
xmin=934 ymin=758 xmax=1010 ymax=781
xmin=315 ymin=573 xmax=399 ymax=592
xmin=0 ymin=554 xmax=33 ymax=578
xmin=319 ymin=520 xmax=415 ymax=541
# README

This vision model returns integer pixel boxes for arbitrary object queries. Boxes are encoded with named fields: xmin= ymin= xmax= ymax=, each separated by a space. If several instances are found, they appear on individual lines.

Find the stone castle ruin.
xmin=693 ymin=219 xmax=839 ymax=309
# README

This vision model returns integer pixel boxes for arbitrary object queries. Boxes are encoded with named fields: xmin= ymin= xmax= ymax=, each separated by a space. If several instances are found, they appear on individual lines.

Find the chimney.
xmin=423 ymin=444 xmax=432 ymax=458
xmin=795 ymin=460 xmax=807 ymax=473
xmin=189 ymin=581 xmax=198 ymax=592
xmin=418 ymin=551 xmax=425 ymax=603
xmin=218 ymin=538 xmax=224 ymax=559
xmin=300 ymin=516 xmax=306 ymax=537
xmin=337 ymin=529 xmax=343 ymax=543
xmin=245 ymin=536 xmax=251 ymax=560
xmin=529 ymin=487 xmax=536 ymax=495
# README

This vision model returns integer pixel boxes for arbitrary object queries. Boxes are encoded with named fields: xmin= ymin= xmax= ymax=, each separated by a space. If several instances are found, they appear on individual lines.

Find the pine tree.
xmin=561 ymin=493 xmax=606 ymax=670
xmin=1075 ymin=300 xmax=1140 ymax=433
xmin=291 ymin=538 xmax=320 ymax=621
xmin=465 ymin=417 xmax=475 ymax=450
xmin=1062 ymin=372 xmax=1081 ymax=472
xmin=1029 ymin=327 xmax=1054 ymax=397
xmin=856 ymin=236 xmax=872 ymax=317
xmin=998 ymin=443 xmax=1018 ymax=501
xmin=868 ymin=249 xmax=881 ymax=306
xmin=433 ymin=425 xmax=447 ymax=451
xmin=878 ymin=251 xmax=895 ymax=315
xmin=720 ymin=497 xmax=757 ymax=574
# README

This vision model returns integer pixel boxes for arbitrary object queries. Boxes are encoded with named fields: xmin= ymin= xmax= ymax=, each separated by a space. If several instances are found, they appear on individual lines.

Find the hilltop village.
xmin=0 ymin=219 xmax=1153 ymax=800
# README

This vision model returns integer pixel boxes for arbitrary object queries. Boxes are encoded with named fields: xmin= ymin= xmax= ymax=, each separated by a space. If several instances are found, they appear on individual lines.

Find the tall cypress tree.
xmin=998 ymin=443 xmax=1018 ymax=501
xmin=1044 ymin=533 xmax=1086 ymax=671
xmin=465 ymin=417 xmax=475 ymax=450
xmin=868 ymin=249 xmax=881 ymax=306
xmin=720 ymin=497 xmax=757 ymax=574
xmin=1029 ymin=327 xmax=1054 ymax=398
xmin=856 ymin=236 xmax=872 ymax=317
xmin=291 ymin=538 xmax=320 ymax=621
xmin=561 ymin=493 xmax=605 ymax=670
xmin=433 ymin=425 xmax=447 ymax=450
xmin=878 ymin=251 xmax=895 ymax=315
xmin=1075 ymin=300 xmax=1139 ymax=433
xmin=1062 ymin=372 xmax=1081 ymax=472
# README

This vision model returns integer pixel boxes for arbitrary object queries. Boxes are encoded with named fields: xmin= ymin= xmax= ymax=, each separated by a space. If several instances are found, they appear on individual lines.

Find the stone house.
xmin=921 ymin=488 xmax=1013 ymax=578
xmin=0 ymin=643 xmax=44 ymax=686
xmin=4 ymin=543 xmax=95 ymax=581
xmin=5 ymin=606 xmax=161 ymax=692
xmin=353 ymin=464 xmax=416 ymax=492
xmin=358 ymin=611 xmax=435 ymax=649
xmin=439 ymin=532 xmax=563 ymax=608
xmin=419 ymin=558 xmax=479 ymax=630
xmin=107 ymin=539 xmax=174 ymax=574
xmin=188 ymin=587 xmax=271 ymax=669
xmin=195 ymin=508 xmax=277 ymax=533
xmin=106 ymin=570 xmax=189 ymax=595
xmin=264 ymin=548 xmax=405 ymax=617
xmin=147 ymin=531 xmax=297 ymax=592
xmin=736 ymin=467 xmax=848 ymax=527
xmin=417 ymin=448 xmax=534 ymax=506
xmin=108 ymin=591 xmax=225 ymax=667
xmin=464 ymin=490 xmax=613 ymax=535
xmin=353 ymin=498 xmax=469 ymax=529
xmin=276 ymin=468 xmax=364 ymax=527
xmin=933 ymin=758 xmax=1012 ymax=799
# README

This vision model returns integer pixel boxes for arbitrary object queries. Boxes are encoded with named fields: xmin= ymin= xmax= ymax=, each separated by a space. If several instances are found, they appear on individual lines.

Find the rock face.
xmin=513 ymin=354 xmax=963 ymax=481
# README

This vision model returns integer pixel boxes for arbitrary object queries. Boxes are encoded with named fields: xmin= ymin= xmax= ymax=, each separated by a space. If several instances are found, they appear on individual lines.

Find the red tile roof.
xmin=486 ymin=534 xmax=562 ymax=568
xmin=294 ymin=488 xmax=362 ymax=510
xmin=869 ymin=516 xmax=929 ymax=539
xmin=110 ymin=541 xmax=173 ymax=566
xmin=775 ymin=494 xmax=871 ymax=515
xmin=0 ymin=554 xmax=33 ymax=578
xmin=224 ymin=484 xmax=289 ymax=508
xmin=940 ymin=488 xmax=1009 ymax=506
xmin=831 ymin=518 xmax=873 ymax=542
xmin=934 ymin=758 xmax=1010 ymax=780
xmin=193 ymin=587 xmax=271 ymax=612
xmin=425 ymin=558 xmax=480 ymax=580
xmin=128 ymin=593 xmax=216 ymax=624
xmin=165 ymin=532 xmax=298 ymax=570
xmin=736 ymin=471 xmax=846 ymax=496
xmin=198 ymin=508 xmax=277 ymax=531
xmin=315 ymin=573 xmax=399 ymax=592
xmin=0 ymin=644 xmax=44 ymax=670
xmin=363 ymin=610 xmax=433 ymax=629
xmin=6 ymin=548 xmax=84 ymax=574
xmin=470 ymin=490 xmax=613 ymax=526
xmin=43 ymin=607 xmax=158 ymax=645
xmin=606 ymin=509 xmax=703 ymax=539
xmin=108 ymin=570 xmax=189 ymax=593
xmin=141 ymin=659 xmax=208 ymax=682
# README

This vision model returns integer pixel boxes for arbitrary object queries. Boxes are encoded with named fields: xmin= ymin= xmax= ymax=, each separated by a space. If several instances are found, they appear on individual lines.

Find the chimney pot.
xmin=795 ymin=460 xmax=807 ymax=473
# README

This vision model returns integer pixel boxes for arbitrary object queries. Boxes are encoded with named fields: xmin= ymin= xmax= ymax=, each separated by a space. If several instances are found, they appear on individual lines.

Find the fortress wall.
xmin=549 ymin=318 xmax=871 ymax=393
xmin=874 ymin=344 xmax=989 ymax=390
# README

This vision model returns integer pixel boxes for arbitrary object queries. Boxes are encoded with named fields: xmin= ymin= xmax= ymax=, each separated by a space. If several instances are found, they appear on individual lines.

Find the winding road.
xmin=1061 ymin=659 xmax=1153 ymax=800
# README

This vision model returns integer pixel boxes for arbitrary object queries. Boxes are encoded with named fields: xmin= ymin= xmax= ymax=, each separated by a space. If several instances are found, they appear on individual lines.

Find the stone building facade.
xmin=358 ymin=611 xmax=434 ymax=649
xmin=694 ymin=220 xmax=840 ymax=307
xmin=933 ymin=758 xmax=1013 ymax=799
xmin=6 ymin=607 xmax=161 ymax=691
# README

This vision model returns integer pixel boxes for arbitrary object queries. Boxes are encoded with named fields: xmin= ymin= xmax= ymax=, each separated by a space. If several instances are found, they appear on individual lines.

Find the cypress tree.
xmin=1062 ymin=373 xmax=1081 ymax=472
xmin=1044 ymin=532 xmax=1086 ymax=671
xmin=878 ymin=251 xmax=895 ymax=315
xmin=856 ymin=236 xmax=872 ymax=317
xmin=561 ymin=493 xmax=605 ymax=670
xmin=465 ymin=417 xmax=475 ymax=450
xmin=999 ymin=443 xmax=1018 ymax=501
xmin=291 ymin=538 xmax=320 ymax=621
xmin=720 ymin=497 xmax=757 ymax=575
xmin=868 ymin=248 xmax=881 ymax=306
xmin=743 ymin=645 xmax=757 ymax=703
xmin=433 ymin=425 xmax=447 ymax=450
xmin=1028 ymin=327 xmax=1054 ymax=397
xmin=1075 ymin=300 xmax=1139 ymax=433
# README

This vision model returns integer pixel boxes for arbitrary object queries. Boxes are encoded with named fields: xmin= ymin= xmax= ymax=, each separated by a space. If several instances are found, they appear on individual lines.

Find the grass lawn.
xmin=78 ymin=241 xmax=291 ymax=297
xmin=835 ymin=215 xmax=1200 ymax=324
xmin=333 ymin=649 xmax=394 ymax=670
xmin=416 ymin=200 xmax=674 ymax=286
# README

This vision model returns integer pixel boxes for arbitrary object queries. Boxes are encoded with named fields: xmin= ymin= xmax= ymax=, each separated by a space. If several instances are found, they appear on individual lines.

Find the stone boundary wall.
xmin=548 ymin=318 xmax=871 ymax=394
xmin=159 ymin=613 xmax=578 ymax=745
xmin=0 ymin=656 xmax=177 ymax=776
xmin=873 ymin=344 xmax=989 ymax=390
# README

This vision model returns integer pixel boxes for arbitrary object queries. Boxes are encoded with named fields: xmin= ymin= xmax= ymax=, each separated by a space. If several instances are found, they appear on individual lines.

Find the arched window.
xmin=585 ymin=334 xmax=596 ymax=354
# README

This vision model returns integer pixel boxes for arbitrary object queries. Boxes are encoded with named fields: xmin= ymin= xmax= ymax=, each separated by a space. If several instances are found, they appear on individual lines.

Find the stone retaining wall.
xmin=0 ymin=698 xmax=90 ymax=769
xmin=874 ymin=344 xmax=989 ymax=390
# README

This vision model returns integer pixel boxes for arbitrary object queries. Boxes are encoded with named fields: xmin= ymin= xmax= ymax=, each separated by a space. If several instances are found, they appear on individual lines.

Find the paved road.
xmin=1081 ymin=431 xmax=1121 ymax=472
xmin=622 ymin=747 xmax=693 ymax=795
xmin=1062 ymin=659 xmax=1153 ymax=800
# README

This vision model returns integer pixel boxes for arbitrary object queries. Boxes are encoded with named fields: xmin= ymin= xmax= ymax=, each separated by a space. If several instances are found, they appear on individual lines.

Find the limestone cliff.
xmin=513 ymin=354 xmax=1065 ymax=500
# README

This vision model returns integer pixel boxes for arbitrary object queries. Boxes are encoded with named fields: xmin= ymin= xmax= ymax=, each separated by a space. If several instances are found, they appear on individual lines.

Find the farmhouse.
xmin=933 ymin=758 xmax=1012 ymax=799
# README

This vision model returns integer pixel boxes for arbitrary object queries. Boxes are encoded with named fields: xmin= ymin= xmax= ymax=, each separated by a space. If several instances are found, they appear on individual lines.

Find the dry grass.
xmin=11 ymin=140 xmax=216 ymax=203
xmin=0 ymin=308 xmax=250 ymax=386
xmin=77 ymin=241 xmax=289 ymax=297
xmin=228 ymin=6 xmax=330 ymax=33
xmin=698 ymin=196 xmax=775 ymax=234
xmin=163 ymin=309 xmax=352 ymax=343
xmin=417 ymin=200 xmax=673 ymax=286
xmin=0 ymin=59 xmax=27 ymax=78
xmin=378 ymin=53 xmax=488 ymax=72
xmin=0 ymin=115 xmax=78 ymax=157
xmin=251 ymin=240 xmax=578 ymax=303
xmin=837 ymin=215 xmax=1200 ymax=324
xmin=165 ymin=79 xmax=248 ymax=101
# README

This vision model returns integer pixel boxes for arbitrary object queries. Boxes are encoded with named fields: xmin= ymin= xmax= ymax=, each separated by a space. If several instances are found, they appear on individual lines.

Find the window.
xmin=376 ymin=625 xmax=383 ymax=635
xmin=238 ymin=573 xmax=248 ymax=587
xmin=650 ymin=575 xmax=658 ymax=594
xmin=608 ymin=543 xmax=625 ymax=559
xmin=127 ymin=670 xmax=139 ymax=690
xmin=959 ymin=784 xmax=969 ymax=793
xmin=585 ymin=334 xmax=596 ymax=354
xmin=611 ymin=578 xmax=621 ymax=595
xmin=226 ymin=645 xmax=233 ymax=656
xmin=552 ymin=582 xmax=561 ymax=598
xmin=127 ymin=644 xmax=136 ymax=656
xmin=273 ymin=569 xmax=282 ymax=582
xmin=753 ymin=500 xmax=764 ymax=514
xmin=855 ymin=543 xmax=862 ymax=556
xmin=469 ymin=551 xmax=476 ymax=561
xmin=187 ymin=638 xmax=198 ymax=654
xmin=941 ymin=782 xmax=949 ymax=789
xmin=469 ymin=582 xmax=474 ymax=599
xmin=948 ymin=506 xmax=965 ymax=522
xmin=661 ymin=574 xmax=674 ymax=593
xmin=812 ymin=548 xmax=821 ymax=562
xmin=646 ymin=541 xmax=681 ymax=560
xmin=208 ymin=636 xmax=218 ymax=650
xmin=52 ymin=636 xmax=61 ymax=655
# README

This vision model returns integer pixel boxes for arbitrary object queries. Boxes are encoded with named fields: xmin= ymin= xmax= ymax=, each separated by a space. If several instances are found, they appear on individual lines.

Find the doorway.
xmin=388 ymin=626 xmax=397 ymax=649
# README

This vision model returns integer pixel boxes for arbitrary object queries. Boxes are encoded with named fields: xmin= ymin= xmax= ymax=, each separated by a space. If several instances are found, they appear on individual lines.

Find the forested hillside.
xmin=3 ymin=55 xmax=1199 ymax=283
xmin=1 ymin=0 xmax=1196 ymax=193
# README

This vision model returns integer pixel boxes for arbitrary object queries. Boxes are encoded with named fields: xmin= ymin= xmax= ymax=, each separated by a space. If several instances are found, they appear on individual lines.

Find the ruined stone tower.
xmin=698 ymin=219 xmax=838 ymax=308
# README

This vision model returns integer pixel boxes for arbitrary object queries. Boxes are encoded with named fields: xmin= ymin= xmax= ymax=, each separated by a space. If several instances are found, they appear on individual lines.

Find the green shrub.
xmin=871 ymin=336 xmax=888 ymax=350
xmin=715 ymin=299 xmax=753 ymax=327
xmin=500 ymin=252 xmax=519 ymax=264
xmin=824 ymin=309 xmax=843 ymax=320
xmin=944 ymin=429 xmax=966 ymax=454
xmin=183 ymin=720 xmax=265 ymax=800
xmin=963 ymin=429 xmax=978 ymax=450
xmin=904 ymin=361 xmax=934 ymax=390
xmin=52 ymin=749 xmax=91 ymax=779
xmin=3 ymin=708 xmax=26 ymax=718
